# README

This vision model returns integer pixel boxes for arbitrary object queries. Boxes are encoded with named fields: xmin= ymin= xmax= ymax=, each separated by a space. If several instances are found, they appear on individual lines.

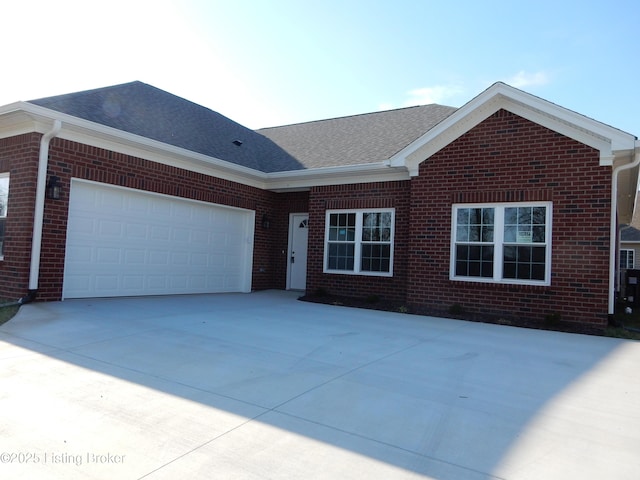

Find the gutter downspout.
xmin=21 ymin=120 xmax=62 ymax=304
xmin=609 ymin=145 xmax=640 ymax=315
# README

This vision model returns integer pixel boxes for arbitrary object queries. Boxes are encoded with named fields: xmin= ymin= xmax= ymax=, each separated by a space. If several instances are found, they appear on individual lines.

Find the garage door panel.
xmin=63 ymin=181 xmax=253 ymax=298
xmin=124 ymin=250 xmax=146 ymax=264
xmin=96 ymin=247 xmax=121 ymax=265
xmin=126 ymin=223 xmax=148 ymax=239
xmin=122 ymin=275 xmax=144 ymax=290
xmin=151 ymin=226 xmax=171 ymax=241
xmin=99 ymin=220 xmax=123 ymax=237
xmin=149 ymin=251 xmax=169 ymax=266
xmin=172 ymin=228 xmax=190 ymax=243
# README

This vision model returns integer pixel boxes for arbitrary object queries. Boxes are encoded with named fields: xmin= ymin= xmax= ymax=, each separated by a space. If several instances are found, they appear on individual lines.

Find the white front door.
xmin=288 ymin=213 xmax=309 ymax=290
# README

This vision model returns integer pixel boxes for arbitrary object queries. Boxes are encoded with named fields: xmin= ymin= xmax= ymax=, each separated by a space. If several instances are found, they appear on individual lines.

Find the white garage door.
xmin=63 ymin=180 xmax=254 ymax=299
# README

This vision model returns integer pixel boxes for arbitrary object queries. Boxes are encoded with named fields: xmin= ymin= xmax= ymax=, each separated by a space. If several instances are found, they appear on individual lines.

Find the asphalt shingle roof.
xmin=29 ymin=81 xmax=457 ymax=173
xmin=29 ymin=81 xmax=302 ymax=173
xmin=257 ymin=104 xmax=457 ymax=169
xmin=621 ymin=225 xmax=640 ymax=242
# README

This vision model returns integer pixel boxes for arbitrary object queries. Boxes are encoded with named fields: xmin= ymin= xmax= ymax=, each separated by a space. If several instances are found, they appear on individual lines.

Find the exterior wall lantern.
xmin=261 ymin=214 xmax=271 ymax=230
xmin=46 ymin=176 xmax=62 ymax=200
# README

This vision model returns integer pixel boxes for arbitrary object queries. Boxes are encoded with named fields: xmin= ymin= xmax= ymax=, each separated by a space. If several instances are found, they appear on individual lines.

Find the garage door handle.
xmin=291 ymin=252 xmax=295 ymax=264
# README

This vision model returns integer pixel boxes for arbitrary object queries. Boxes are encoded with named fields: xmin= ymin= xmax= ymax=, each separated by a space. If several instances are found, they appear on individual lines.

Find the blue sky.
xmin=1 ymin=0 xmax=638 ymax=136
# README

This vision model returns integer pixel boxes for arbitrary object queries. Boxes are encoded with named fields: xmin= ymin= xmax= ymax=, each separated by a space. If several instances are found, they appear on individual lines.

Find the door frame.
xmin=286 ymin=212 xmax=309 ymax=290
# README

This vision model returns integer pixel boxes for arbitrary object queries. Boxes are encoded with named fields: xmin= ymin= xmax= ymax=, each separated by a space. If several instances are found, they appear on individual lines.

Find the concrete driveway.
xmin=0 ymin=290 xmax=638 ymax=480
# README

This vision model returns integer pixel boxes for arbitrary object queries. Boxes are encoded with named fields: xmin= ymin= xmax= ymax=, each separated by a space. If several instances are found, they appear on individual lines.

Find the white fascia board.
xmin=265 ymin=163 xmax=410 ymax=192
xmin=390 ymin=82 xmax=637 ymax=175
xmin=59 ymin=122 xmax=269 ymax=189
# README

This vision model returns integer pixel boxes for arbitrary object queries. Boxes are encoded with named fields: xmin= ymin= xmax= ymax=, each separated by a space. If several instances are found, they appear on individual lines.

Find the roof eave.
xmin=265 ymin=162 xmax=410 ymax=192
xmin=0 ymin=102 xmax=270 ymax=189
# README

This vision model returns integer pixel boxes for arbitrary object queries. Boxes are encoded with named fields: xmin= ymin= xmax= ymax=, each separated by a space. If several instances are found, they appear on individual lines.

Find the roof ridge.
xmin=257 ymin=104 xmax=456 ymax=131
xmin=28 ymin=81 xmax=144 ymax=103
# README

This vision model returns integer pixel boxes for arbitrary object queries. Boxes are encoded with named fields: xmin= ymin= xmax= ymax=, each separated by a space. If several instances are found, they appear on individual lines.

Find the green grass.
xmin=0 ymin=300 xmax=19 ymax=327
xmin=607 ymin=304 xmax=640 ymax=340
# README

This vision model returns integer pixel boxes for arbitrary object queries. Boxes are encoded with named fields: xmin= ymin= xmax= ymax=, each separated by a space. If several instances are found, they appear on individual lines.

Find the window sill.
xmin=450 ymin=275 xmax=550 ymax=287
xmin=324 ymin=269 xmax=393 ymax=278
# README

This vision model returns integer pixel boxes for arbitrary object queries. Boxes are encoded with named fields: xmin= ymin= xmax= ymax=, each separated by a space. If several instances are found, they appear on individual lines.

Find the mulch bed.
xmin=299 ymin=293 xmax=607 ymax=337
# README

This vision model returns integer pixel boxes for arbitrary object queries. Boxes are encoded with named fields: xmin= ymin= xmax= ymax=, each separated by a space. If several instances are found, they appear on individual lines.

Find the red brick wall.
xmin=407 ymin=109 xmax=611 ymax=325
xmin=306 ymin=181 xmax=411 ymax=302
xmin=0 ymin=133 xmax=40 ymax=299
xmin=0 ymin=134 xmax=290 ymax=300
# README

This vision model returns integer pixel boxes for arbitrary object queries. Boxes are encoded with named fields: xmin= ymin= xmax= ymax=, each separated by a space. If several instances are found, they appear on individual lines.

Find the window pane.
xmin=518 ymin=207 xmax=532 ymax=225
xmin=0 ymin=219 xmax=4 ymax=257
xmin=532 ymin=226 xmax=545 ymax=243
xmin=481 ymin=258 xmax=494 ymax=277
xmin=363 ymin=212 xmax=392 ymax=243
xmin=327 ymin=242 xmax=355 ymax=271
xmin=504 ymin=226 xmax=516 ymax=242
xmin=505 ymin=205 xmax=547 ymax=244
xmin=481 ymin=225 xmax=494 ymax=242
xmin=503 ymin=261 xmax=516 ymax=278
xmin=469 ymin=208 xmax=483 ymax=224
xmin=456 ymin=207 xmax=494 ymax=243
xmin=531 ymin=264 xmax=546 ymax=280
xmin=0 ymin=176 xmax=8 ymax=218
xmin=531 ymin=246 xmax=546 ymax=263
xmin=0 ymin=175 xmax=9 ymax=257
xmin=454 ymin=245 xmax=494 ymax=278
xmin=503 ymin=245 xmax=516 ymax=262
xmin=329 ymin=213 xmax=356 ymax=242
xmin=468 ymin=225 xmax=481 ymax=242
xmin=503 ymin=246 xmax=546 ymax=280
xmin=482 ymin=209 xmax=494 ymax=224
xmin=361 ymin=244 xmax=391 ymax=272
xmin=533 ymin=207 xmax=546 ymax=225
xmin=504 ymin=207 xmax=517 ymax=224
xmin=469 ymin=245 xmax=481 ymax=261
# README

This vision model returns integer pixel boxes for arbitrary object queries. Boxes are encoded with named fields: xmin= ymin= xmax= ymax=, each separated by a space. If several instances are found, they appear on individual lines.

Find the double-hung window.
xmin=0 ymin=173 xmax=9 ymax=259
xmin=324 ymin=209 xmax=394 ymax=276
xmin=451 ymin=202 xmax=551 ymax=285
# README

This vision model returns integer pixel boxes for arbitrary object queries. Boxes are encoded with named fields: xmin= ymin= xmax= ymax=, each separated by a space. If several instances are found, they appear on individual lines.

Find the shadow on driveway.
xmin=0 ymin=290 xmax=638 ymax=479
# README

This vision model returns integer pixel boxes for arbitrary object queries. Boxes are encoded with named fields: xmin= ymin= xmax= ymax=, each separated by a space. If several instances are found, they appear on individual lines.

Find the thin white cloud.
xmin=404 ymin=85 xmax=465 ymax=105
xmin=377 ymin=84 xmax=466 ymax=112
xmin=506 ymin=71 xmax=550 ymax=88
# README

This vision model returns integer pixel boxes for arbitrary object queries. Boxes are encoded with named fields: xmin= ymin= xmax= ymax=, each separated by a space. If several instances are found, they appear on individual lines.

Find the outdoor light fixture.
xmin=262 ymin=214 xmax=271 ymax=230
xmin=46 ymin=176 xmax=62 ymax=200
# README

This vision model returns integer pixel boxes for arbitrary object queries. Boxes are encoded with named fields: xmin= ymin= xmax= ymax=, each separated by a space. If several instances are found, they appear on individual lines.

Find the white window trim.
xmin=0 ymin=172 xmax=9 ymax=261
xmin=621 ymin=249 xmax=635 ymax=269
xmin=450 ymin=201 xmax=552 ymax=286
xmin=323 ymin=208 xmax=395 ymax=277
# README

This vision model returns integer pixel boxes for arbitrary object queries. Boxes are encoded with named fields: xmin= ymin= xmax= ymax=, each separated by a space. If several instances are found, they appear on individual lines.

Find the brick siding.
xmin=0 ymin=110 xmax=615 ymax=326
xmin=406 ymin=110 xmax=611 ymax=325
xmin=306 ymin=181 xmax=411 ymax=302
xmin=0 ymin=133 xmax=41 ymax=299
xmin=0 ymin=134 xmax=303 ymax=300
